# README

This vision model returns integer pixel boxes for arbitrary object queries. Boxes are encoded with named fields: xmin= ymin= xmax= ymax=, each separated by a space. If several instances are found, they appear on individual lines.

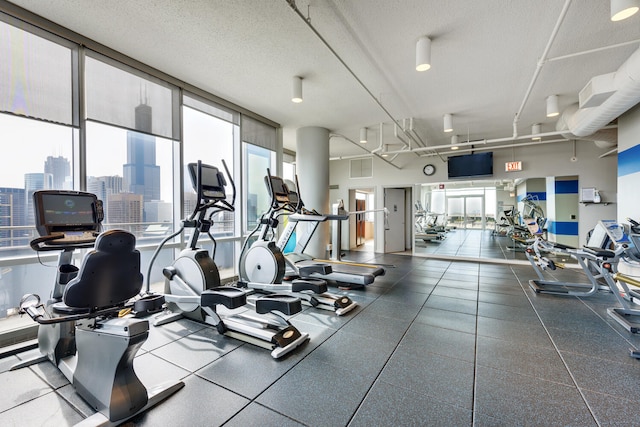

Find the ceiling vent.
xmin=579 ymin=72 xmax=616 ymax=109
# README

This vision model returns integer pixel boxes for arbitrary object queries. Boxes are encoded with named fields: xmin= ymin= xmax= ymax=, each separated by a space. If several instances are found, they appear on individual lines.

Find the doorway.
xmin=446 ymin=195 xmax=485 ymax=230
xmin=349 ymin=189 xmax=376 ymax=252
xmin=384 ymin=188 xmax=406 ymax=253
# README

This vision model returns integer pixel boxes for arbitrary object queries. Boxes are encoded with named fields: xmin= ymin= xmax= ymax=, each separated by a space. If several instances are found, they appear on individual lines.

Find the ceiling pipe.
xmin=559 ymin=45 xmax=640 ymax=138
xmin=546 ymin=38 xmax=640 ymax=63
xmin=599 ymin=147 xmax=619 ymax=158
xmin=408 ymin=117 xmax=427 ymax=148
xmin=393 ymin=123 xmax=411 ymax=149
xmin=512 ymin=0 xmax=572 ymax=137
xmin=286 ymin=0 xmax=422 ymax=152
xmin=379 ymin=128 xmax=580 ymax=155
xmin=330 ymin=132 xmax=402 ymax=169
xmin=418 ymin=138 xmax=571 ymax=157
xmin=330 ymin=154 xmax=373 ymax=161
xmin=371 ymin=122 xmax=384 ymax=153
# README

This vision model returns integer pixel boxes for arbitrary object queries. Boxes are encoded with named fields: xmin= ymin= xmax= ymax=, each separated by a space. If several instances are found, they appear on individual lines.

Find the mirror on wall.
xmin=412 ymin=177 xmax=578 ymax=264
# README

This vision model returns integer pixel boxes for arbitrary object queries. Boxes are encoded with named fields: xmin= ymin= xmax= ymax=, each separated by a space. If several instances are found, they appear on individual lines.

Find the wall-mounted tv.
xmin=447 ymin=152 xmax=493 ymax=179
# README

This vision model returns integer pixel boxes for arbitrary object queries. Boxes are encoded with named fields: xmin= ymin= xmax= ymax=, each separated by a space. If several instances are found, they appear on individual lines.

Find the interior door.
xmin=356 ymin=199 xmax=366 ymax=246
xmin=384 ymin=188 xmax=405 ymax=252
xmin=465 ymin=196 xmax=484 ymax=229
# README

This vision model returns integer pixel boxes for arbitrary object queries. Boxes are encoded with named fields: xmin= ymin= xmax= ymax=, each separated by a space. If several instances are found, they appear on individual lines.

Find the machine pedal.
xmin=201 ymin=287 xmax=247 ymax=309
xmin=298 ymin=263 xmax=333 ymax=276
xmin=291 ymin=278 xmax=328 ymax=294
xmin=255 ymin=294 xmax=303 ymax=316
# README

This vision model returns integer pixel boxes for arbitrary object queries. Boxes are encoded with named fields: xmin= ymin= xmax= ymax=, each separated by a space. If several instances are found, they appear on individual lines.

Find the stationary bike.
xmin=13 ymin=190 xmax=183 ymax=426
xmin=239 ymin=170 xmax=357 ymax=315
xmin=146 ymin=160 xmax=309 ymax=359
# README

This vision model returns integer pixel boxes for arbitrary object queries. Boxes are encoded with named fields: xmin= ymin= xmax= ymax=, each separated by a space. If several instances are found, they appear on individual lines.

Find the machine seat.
xmin=59 ymin=230 xmax=143 ymax=314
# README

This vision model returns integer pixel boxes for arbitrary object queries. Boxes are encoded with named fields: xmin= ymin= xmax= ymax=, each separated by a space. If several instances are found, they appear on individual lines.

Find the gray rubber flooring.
xmin=1 ymin=234 xmax=639 ymax=426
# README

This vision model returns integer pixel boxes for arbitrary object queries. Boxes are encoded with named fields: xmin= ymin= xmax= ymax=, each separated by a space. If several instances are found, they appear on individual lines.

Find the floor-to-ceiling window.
xmin=182 ymin=94 xmax=240 ymax=278
xmin=241 ymin=116 xmax=277 ymax=235
xmin=0 ymin=10 xmax=280 ymax=346
xmin=0 ymin=18 xmax=77 ymax=336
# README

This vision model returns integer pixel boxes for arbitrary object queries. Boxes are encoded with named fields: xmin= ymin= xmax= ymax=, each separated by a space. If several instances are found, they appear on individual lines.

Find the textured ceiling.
xmin=7 ymin=0 xmax=640 ymax=161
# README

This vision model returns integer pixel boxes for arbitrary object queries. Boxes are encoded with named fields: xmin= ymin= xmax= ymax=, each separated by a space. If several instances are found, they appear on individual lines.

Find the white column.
xmin=296 ymin=126 xmax=330 ymax=258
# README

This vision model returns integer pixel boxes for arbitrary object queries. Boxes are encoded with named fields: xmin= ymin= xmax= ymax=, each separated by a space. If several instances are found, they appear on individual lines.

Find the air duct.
xmin=556 ymin=103 xmax=618 ymax=148
xmin=560 ymin=45 xmax=640 ymax=139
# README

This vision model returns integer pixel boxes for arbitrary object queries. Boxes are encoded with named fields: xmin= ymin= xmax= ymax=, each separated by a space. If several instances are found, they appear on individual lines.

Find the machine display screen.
xmin=34 ymin=191 xmax=99 ymax=236
xmin=269 ymin=176 xmax=289 ymax=199
xmin=188 ymin=162 xmax=226 ymax=200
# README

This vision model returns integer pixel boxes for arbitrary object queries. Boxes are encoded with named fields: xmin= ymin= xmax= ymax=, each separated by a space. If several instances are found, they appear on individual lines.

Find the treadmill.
xmin=269 ymin=174 xmax=385 ymax=288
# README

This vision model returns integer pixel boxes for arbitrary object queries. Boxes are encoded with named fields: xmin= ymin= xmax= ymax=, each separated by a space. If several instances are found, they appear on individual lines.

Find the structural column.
xmin=296 ymin=126 xmax=330 ymax=258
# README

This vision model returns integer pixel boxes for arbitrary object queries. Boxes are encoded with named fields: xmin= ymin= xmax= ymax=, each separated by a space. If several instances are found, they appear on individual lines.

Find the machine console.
xmin=188 ymin=162 xmax=227 ymax=201
xmin=266 ymin=175 xmax=290 ymax=205
xmin=32 ymin=190 xmax=102 ymax=247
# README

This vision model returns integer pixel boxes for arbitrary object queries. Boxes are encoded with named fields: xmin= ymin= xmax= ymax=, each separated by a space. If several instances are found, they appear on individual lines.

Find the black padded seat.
xmin=62 ymin=230 xmax=143 ymax=310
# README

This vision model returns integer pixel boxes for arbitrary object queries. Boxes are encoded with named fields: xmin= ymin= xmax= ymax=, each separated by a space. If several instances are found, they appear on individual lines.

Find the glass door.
xmin=446 ymin=195 xmax=485 ymax=229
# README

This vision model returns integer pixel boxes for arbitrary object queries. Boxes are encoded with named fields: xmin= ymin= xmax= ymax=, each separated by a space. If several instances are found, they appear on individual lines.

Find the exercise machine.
xmin=267 ymin=175 xmax=386 ymax=289
xmin=526 ymin=220 xmax=623 ymax=296
xmin=239 ymin=171 xmax=357 ymax=315
xmin=12 ymin=190 xmax=183 ymax=426
xmin=599 ymin=218 xmax=640 ymax=335
xmin=146 ymin=160 xmax=308 ymax=359
xmin=414 ymin=201 xmax=446 ymax=242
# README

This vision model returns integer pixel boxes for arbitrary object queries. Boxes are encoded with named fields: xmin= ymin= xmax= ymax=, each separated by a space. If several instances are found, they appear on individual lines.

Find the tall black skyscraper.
xmin=123 ymin=102 xmax=160 ymax=205
xmin=44 ymin=155 xmax=71 ymax=190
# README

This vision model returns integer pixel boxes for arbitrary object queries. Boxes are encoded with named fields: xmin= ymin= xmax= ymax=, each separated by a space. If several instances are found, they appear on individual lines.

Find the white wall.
xmin=330 ymin=140 xmax=617 ymax=250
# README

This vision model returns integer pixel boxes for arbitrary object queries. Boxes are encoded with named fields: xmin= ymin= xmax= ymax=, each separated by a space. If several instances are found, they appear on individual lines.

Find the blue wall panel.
xmin=618 ymin=144 xmax=640 ymax=177
xmin=547 ymin=220 xmax=579 ymax=236
xmin=554 ymin=180 xmax=578 ymax=194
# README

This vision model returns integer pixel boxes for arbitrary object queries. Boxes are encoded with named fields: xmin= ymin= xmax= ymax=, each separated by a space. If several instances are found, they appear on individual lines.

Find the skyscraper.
xmin=0 ymin=188 xmax=26 ymax=248
xmin=44 ymin=155 xmax=71 ymax=190
xmin=123 ymin=102 xmax=160 ymax=209
xmin=24 ymin=173 xmax=53 ymax=226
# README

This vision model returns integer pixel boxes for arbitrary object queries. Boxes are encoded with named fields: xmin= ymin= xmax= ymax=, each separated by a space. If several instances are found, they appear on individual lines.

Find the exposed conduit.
xmin=330 ymin=133 xmax=401 ymax=170
xmin=512 ymin=0 xmax=572 ymax=138
xmin=286 ymin=0 xmax=427 ymax=151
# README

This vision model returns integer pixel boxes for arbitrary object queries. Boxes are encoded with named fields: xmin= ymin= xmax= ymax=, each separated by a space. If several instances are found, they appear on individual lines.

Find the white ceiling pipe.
xmin=330 ymin=132 xmax=401 ymax=169
xmin=512 ymin=0 xmax=572 ymax=137
xmin=394 ymin=123 xmax=410 ymax=149
xmin=418 ymin=138 xmax=570 ymax=157
xmin=380 ymin=129 xmax=577 ymax=155
xmin=562 ymin=45 xmax=640 ymax=138
xmin=371 ymin=122 xmax=384 ymax=153
xmin=408 ymin=117 xmax=427 ymax=148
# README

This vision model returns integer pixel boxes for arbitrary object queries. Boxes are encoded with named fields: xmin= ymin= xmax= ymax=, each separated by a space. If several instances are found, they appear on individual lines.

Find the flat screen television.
xmin=447 ymin=152 xmax=493 ymax=179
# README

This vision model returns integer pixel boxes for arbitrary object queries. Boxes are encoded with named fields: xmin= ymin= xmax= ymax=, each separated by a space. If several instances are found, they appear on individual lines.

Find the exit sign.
xmin=505 ymin=161 xmax=522 ymax=172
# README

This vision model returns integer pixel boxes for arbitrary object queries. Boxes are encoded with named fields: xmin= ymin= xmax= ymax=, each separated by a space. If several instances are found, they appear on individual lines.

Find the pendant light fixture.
xmin=359 ymin=127 xmax=368 ymax=143
xmin=451 ymin=135 xmax=459 ymax=150
xmin=415 ymin=36 xmax=431 ymax=72
xmin=292 ymin=76 xmax=303 ymax=103
xmin=546 ymin=95 xmax=559 ymax=117
xmin=443 ymin=113 xmax=453 ymax=132
xmin=532 ymin=124 xmax=541 ymax=140
xmin=611 ymin=0 xmax=640 ymax=21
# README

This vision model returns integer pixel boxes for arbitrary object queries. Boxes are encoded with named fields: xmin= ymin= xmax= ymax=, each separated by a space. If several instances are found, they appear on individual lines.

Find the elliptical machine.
xmin=239 ymin=169 xmax=357 ymax=315
xmin=146 ymin=160 xmax=309 ymax=359
xmin=13 ymin=190 xmax=183 ymax=426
